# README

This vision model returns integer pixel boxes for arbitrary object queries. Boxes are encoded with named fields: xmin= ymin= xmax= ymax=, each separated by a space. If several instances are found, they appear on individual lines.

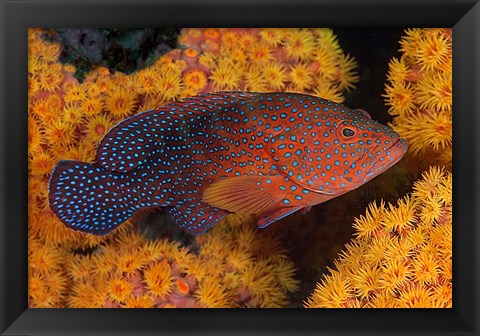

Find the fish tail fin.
xmin=48 ymin=160 xmax=137 ymax=236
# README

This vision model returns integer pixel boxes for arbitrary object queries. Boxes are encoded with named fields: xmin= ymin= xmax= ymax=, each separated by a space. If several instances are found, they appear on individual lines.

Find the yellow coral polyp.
xmin=183 ymin=68 xmax=208 ymax=92
xmin=312 ymin=82 xmax=344 ymax=103
xmin=304 ymin=272 xmax=351 ymax=308
xmin=414 ymin=32 xmax=451 ymax=72
xmin=396 ymin=283 xmax=433 ymax=308
xmin=68 ymin=282 xmax=107 ymax=308
xmin=383 ymin=81 xmax=417 ymax=116
xmin=399 ymin=28 xmax=425 ymax=58
xmin=116 ymin=249 xmax=149 ymax=275
xmin=29 ymin=149 xmax=56 ymax=176
xmin=44 ymin=119 xmax=77 ymax=147
xmin=67 ymin=255 xmax=94 ymax=282
xmin=209 ymin=59 xmax=242 ymax=91
xmin=83 ymin=114 xmax=116 ymax=143
xmin=412 ymin=251 xmax=439 ymax=284
xmin=220 ymin=31 xmax=239 ymax=47
xmin=248 ymin=43 xmax=274 ymax=64
xmin=238 ymin=32 xmax=256 ymax=50
xmin=289 ymin=63 xmax=314 ymax=91
xmin=350 ymin=265 xmax=380 ymax=300
xmin=263 ymin=62 xmax=287 ymax=91
xmin=283 ymin=29 xmax=316 ymax=62
xmin=121 ymin=295 xmax=155 ymax=308
xmin=352 ymin=200 xmax=385 ymax=239
xmin=226 ymin=249 xmax=253 ymax=271
xmin=62 ymin=104 xmax=85 ymax=126
xmin=335 ymin=54 xmax=359 ymax=92
xmin=416 ymin=73 xmax=452 ymax=112
xmin=392 ymin=110 xmax=452 ymax=156
xmin=107 ymin=276 xmax=134 ymax=303
xmin=312 ymin=48 xmax=337 ymax=79
xmin=195 ymin=276 xmax=232 ymax=308
xmin=380 ymin=196 xmax=417 ymax=233
xmin=36 ymin=64 xmax=64 ymax=92
xmin=104 ymin=87 xmax=138 ymax=119
xmin=259 ymin=29 xmax=284 ymax=46
xmin=29 ymin=273 xmax=58 ymax=308
xmin=242 ymin=64 xmax=268 ymax=92
xmin=155 ymin=73 xmax=183 ymax=101
xmin=143 ymin=261 xmax=174 ymax=298
xmin=28 ymin=116 xmax=45 ymax=154
xmin=386 ymin=57 xmax=409 ymax=83
xmin=63 ymin=85 xmax=87 ymax=104
xmin=273 ymin=258 xmax=300 ymax=293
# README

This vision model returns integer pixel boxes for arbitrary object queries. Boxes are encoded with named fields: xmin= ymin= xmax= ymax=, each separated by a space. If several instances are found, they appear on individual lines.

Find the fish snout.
xmin=395 ymin=138 xmax=408 ymax=154
xmin=387 ymin=137 xmax=408 ymax=156
xmin=361 ymin=136 xmax=408 ymax=182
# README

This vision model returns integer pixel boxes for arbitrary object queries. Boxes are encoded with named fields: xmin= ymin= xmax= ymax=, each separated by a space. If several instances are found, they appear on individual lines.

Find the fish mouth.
xmin=365 ymin=137 xmax=408 ymax=178
xmin=348 ymin=137 xmax=408 ymax=186
xmin=388 ymin=137 xmax=408 ymax=152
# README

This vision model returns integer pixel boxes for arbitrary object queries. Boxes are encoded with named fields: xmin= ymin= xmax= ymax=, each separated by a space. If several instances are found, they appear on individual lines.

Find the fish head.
xmin=268 ymin=106 xmax=408 ymax=195
xmin=329 ymin=109 xmax=409 ymax=190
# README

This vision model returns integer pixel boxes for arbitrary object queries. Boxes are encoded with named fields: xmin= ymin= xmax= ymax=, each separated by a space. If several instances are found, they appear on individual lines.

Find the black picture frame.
xmin=1 ymin=0 xmax=479 ymax=335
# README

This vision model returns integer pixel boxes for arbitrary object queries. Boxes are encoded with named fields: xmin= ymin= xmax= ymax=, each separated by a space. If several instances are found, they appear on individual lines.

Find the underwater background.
xmin=28 ymin=28 xmax=452 ymax=308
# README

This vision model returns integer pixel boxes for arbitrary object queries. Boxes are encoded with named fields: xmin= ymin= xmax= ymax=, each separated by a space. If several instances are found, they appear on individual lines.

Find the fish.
xmin=48 ymin=92 xmax=408 ymax=235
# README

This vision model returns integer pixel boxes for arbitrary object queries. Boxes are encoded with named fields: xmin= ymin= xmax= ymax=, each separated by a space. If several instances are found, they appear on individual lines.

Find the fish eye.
xmin=336 ymin=124 xmax=358 ymax=142
xmin=342 ymin=127 xmax=355 ymax=138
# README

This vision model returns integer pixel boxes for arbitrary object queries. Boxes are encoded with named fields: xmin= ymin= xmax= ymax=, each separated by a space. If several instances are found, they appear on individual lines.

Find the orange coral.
xmin=384 ymin=28 xmax=452 ymax=168
xmin=305 ymin=167 xmax=452 ymax=308
xmin=62 ymin=216 xmax=299 ymax=308
xmin=178 ymin=28 xmax=358 ymax=99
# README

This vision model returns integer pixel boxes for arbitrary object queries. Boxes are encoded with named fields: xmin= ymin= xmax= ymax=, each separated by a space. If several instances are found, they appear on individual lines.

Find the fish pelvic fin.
xmin=48 ymin=160 xmax=138 ymax=236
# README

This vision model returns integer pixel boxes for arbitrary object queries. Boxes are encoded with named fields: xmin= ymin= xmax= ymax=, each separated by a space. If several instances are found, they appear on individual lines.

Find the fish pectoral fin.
xmin=256 ymin=206 xmax=302 ymax=228
xmin=202 ymin=176 xmax=287 ymax=215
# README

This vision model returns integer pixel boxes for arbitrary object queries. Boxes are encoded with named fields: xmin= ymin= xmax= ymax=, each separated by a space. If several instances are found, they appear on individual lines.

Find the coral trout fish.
xmin=48 ymin=92 xmax=408 ymax=235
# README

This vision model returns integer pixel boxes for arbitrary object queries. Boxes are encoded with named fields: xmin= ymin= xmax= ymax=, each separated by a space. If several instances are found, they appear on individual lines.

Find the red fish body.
xmin=49 ymin=92 xmax=408 ymax=235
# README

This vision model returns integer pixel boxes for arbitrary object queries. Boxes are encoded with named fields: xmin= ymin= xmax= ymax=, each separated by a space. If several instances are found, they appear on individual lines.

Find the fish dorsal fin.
xmin=202 ymin=175 xmax=287 ymax=215
xmin=96 ymin=92 xmax=256 ymax=173
xmin=96 ymin=109 xmax=168 ymax=173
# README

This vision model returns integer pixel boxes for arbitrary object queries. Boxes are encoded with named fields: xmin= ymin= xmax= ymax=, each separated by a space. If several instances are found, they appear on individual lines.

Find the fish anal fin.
xmin=202 ymin=176 xmax=287 ymax=215
xmin=168 ymin=200 xmax=227 ymax=235
xmin=256 ymin=206 xmax=302 ymax=228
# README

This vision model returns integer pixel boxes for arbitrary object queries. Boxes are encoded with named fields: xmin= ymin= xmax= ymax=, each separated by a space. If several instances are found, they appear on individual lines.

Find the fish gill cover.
xmin=28 ymin=28 xmax=451 ymax=308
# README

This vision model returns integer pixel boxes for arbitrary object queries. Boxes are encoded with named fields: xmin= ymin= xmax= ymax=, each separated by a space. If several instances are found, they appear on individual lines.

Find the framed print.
xmin=1 ymin=0 xmax=479 ymax=335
